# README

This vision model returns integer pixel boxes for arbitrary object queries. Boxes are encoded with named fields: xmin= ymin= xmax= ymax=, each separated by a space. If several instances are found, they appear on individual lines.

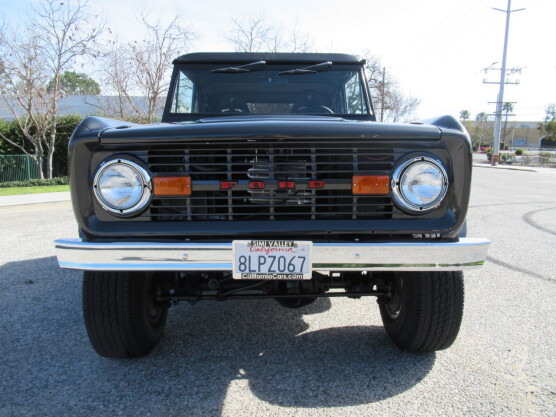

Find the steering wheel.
xmin=297 ymin=105 xmax=334 ymax=114
xmin=220 ymin=107 xmax=247 ymax=113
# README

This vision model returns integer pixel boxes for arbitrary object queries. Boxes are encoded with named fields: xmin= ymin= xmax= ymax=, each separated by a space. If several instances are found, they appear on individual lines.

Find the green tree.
xmin=538 ymin=103 xmax=556 ymax=147
xmin=459 ymin=110 xmax=471 ymax=135
xmin=47 ymin=71 xmax=100 ymax=95
xmin=471 ymin=112 xmax=493 ymax=148
xmin=0 ymin=114 xmax=81 ymax=177
xmin=502 ymin=102 xmax=514 ymax=147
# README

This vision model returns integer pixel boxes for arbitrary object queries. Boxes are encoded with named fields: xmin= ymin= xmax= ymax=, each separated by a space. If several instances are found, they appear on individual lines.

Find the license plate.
xmin=232 ymin=240 xmax=312 ymax=279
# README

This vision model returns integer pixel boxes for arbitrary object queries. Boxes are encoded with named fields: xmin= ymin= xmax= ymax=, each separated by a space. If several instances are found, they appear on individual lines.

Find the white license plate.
xmin=232 ymin=240 xmax=312 ymax=279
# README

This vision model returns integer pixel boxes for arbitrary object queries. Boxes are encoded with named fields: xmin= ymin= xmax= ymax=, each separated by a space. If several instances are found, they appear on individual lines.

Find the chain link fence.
xmin=0 ymin=155 xmax=41 ymax=183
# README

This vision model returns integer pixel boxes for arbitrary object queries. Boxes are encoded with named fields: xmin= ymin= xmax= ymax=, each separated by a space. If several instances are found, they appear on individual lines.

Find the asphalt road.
xmin=1 ymin=167 xmax=555 ymax=417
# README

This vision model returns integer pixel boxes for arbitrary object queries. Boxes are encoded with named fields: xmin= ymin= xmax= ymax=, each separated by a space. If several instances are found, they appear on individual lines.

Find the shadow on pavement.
xmin=0 ymin=257 xmax=435 ymax=417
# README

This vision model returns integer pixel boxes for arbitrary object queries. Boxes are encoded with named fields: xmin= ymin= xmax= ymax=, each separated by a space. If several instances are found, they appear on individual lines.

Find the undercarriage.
xmin=154 ymin=271 xmax=392 ymax=307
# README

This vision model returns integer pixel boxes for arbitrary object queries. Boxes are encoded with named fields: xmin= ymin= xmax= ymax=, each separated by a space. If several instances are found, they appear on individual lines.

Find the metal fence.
xmin=0 ymin=155 xmax=41 ymax=183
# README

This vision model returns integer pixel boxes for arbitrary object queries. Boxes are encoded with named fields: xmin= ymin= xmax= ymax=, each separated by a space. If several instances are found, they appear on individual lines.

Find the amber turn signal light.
xmin=352 ymin=175 xmax=390 ymax=195
xmin=153 ymin=176 xmax=191 ymax=196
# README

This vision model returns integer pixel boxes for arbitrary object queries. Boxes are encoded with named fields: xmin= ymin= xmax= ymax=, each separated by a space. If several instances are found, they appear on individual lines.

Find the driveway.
xmin=1 ymin=168 xmax=555 ymax=417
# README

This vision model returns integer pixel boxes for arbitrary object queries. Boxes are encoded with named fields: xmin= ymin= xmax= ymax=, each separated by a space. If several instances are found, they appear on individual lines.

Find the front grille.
xmin=144 ymin=141 xmax=401 ymax=221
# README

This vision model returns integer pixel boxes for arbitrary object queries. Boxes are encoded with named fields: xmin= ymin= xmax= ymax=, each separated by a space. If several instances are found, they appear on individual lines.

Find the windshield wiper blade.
xmin=278 ymin=61 xmax=333 ymax=75
xmin=212 ymin=60 xmax=266 ymax=73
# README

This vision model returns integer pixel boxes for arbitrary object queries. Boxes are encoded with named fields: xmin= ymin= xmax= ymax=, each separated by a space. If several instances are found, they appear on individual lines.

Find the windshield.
xmin=170 ymin=67 xmax=369 ymax=116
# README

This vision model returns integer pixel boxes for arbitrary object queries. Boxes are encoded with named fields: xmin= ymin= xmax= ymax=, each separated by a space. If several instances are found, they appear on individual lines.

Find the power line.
xmin=389 ymin=10 xmax=497 ymax=75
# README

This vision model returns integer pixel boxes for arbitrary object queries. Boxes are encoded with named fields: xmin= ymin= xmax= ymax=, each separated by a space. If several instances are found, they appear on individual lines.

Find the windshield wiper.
xmin=212 ymin=60 xmax=266 ymax=73
xmin=278 ymin=61 xmax=333 ymax=75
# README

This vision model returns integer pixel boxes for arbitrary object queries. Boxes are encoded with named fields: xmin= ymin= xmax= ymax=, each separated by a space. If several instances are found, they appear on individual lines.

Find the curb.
xmin=0 ymin=191 xmax=71 ymax=207
xmin=472 ymin=164 xmax=538 ymax=172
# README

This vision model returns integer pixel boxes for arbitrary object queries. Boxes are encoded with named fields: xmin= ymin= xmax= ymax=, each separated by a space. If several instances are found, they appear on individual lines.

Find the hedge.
xmin=0 ymin=114 xmax=82 ymax=177
xmin=0 ymin=177 xmax=69 ymax=188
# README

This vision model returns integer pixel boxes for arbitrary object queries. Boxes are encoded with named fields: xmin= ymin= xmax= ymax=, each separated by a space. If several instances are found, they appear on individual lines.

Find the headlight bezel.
xmin=93 ymin=158 xmax=152 ymax=216
xmin=391 ymin=155 xmax=449 ymax=213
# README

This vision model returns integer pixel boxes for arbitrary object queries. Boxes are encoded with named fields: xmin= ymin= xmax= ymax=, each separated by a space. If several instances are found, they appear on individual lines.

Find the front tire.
xmin=82 ymin=271 xmax=168 ymax=358
xmin=379 ymin=271 xmax=464 ymax=352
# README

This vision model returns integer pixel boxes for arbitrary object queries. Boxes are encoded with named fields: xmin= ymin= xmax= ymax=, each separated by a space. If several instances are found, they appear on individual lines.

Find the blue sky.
xmin=1 ymin=0 xmax=554 ymax=121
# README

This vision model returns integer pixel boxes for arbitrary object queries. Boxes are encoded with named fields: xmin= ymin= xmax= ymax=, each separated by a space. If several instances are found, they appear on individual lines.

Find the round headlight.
xmin=391 ymin=156 xmax=448 ymax=212
xmin=93 ymin=159 xmax=151 ymax=215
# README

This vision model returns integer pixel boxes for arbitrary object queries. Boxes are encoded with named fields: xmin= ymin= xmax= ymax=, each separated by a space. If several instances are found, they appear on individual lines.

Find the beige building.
xmin=502 ymin=121 xmax=544 ymax=149
xmin=465 ymin=120 xmax=544 ymax=149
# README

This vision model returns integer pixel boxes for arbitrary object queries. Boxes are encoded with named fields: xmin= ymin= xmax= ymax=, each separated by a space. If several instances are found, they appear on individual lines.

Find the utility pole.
xmin=488 ymin=0 xmax=524 ymax=165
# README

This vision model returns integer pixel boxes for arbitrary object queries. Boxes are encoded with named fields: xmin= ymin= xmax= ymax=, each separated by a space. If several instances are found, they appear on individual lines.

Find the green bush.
xmin=486 ymin=150 xmax=516 ymax=163
xmin=0 ymin=120 xmax=29 ymax=155
xmin=515 ymin=149 xmax=524 ymax=156
xmin=499 ymin=152 xmax=516 ymax=164
xmin=53 ymin=115 xmax=82 ymax=177
xmin=0 ymin=177 xmax=69 ymax=188
xmin=539 ymin=151 xmax=554 ymax=166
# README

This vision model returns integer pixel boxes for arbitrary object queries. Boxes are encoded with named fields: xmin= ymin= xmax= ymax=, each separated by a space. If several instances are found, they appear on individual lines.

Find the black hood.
xmin=91 ymin=115 xmax=442 ymax=145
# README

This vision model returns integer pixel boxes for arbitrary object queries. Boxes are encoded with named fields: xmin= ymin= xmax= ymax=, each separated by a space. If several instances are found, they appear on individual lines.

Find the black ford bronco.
xmin=55 ymin=53 xmax=489 ymax=358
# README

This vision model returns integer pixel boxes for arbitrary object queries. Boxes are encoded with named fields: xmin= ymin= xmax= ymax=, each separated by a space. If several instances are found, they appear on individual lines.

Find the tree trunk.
xmin=34 ymin=142 xmax=45 ymax=179
xmin=118 ymin=94 xmax=125 ymax=119
xmin=46 ymin=145 xmax=54 ymax=179
xmin=148 ymin=95 xmax=156 ymax=123
xmin=47 ymin=74 xmax=60 ymax=179
xmin=35 ymin=154 xmax=44 ymax=180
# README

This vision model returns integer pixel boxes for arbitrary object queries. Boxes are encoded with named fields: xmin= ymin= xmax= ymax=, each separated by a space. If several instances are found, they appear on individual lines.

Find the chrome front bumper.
xmin=54 ymin=238 xmax=490 ymax=272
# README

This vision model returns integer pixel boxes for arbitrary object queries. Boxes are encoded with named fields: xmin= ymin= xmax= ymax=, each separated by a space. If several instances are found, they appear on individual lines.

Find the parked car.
xmin=55 ymin=53 xmax=489 ymax=358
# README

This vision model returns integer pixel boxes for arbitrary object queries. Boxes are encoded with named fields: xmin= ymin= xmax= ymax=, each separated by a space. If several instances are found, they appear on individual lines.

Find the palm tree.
xmin=502 ymin=102 xmax=514 ymax=148
xmin=459 ymin=109 xmax=471 ymax=121
xmin=473 ymin=112 xmax=491 ymax=148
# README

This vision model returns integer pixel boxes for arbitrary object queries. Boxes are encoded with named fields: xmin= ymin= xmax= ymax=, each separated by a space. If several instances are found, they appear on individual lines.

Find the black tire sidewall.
xmin=379 ymin=273 xmax=423 ymax=349
xmin=379 ymin=271 xmax=464 ymax=352
xmin=82 ymin=271 xmax=168 ymax=358
xmin=128 ymin=272 xmax=168 ymax=350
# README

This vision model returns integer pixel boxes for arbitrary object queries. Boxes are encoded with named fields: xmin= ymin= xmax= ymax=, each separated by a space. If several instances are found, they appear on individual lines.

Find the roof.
xmin=173 ymin=52 xmax=364 ymax=65
xmin=0 ymin=95 xmax=160 ymax=120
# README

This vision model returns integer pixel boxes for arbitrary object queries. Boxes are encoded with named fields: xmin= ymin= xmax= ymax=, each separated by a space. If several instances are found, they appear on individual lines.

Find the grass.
xmin=0 ymin=184 xmax=69 ymax=196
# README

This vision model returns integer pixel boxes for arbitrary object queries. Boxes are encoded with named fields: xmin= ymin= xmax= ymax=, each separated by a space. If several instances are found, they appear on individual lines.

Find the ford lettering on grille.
xmin=219 ymin=180 xmax=326 ymax=190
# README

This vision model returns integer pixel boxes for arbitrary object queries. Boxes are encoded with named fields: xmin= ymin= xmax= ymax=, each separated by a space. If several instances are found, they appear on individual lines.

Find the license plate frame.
xmin=232 ymin=240 xmax=312 ymax=279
